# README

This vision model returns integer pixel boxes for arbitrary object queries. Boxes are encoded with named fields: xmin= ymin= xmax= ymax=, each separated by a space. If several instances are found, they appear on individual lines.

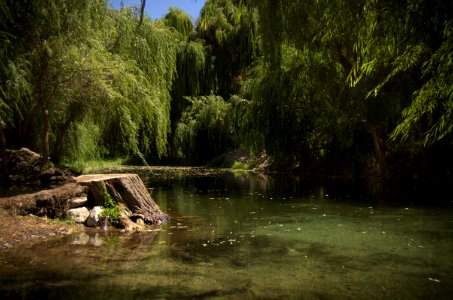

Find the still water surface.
xmin=1 ymin=167 xmax=453 ymax=299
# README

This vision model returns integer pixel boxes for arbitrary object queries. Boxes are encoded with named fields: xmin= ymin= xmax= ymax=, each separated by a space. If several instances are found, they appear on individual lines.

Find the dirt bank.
xmin=0 ymin=208 xmax=82 ymax=251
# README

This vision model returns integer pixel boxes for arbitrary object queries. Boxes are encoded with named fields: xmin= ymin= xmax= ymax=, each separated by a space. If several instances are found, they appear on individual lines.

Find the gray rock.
xmin=67 ymin=196 xmax=88 ymax=208
xmin=67 ymin=207 xmax=90 ymax=223
xmin=85 ymin=206 xmax=104 ymax=227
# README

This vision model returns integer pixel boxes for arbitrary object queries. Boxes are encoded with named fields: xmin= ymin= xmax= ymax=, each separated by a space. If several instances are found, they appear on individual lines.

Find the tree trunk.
xmin=76 ymin=173 xmax=168 ymax=224
xmin=0 ymin=118 xmax=6 ymax=179
xmin=36 ymin=46 xmax=50 ymax=164
xmin=369 ymin=124 xmax=389 ymax=180
xmin=42 ymin=107 xmax=50 ymax=164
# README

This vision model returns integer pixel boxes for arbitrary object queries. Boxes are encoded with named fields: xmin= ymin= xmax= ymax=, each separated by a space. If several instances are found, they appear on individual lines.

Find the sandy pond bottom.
xmin=1 ymin=167 xmax=452 ymax=299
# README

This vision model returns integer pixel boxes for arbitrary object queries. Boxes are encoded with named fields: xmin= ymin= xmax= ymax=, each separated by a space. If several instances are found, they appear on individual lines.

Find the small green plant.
xmin=50 ymin=217 xmax=77 ymax=226
xmin=99 ymin=182 xmax=121 ymax=225
xmin=246 ymin=158 xmax=258 ymax=169
xmin=100 ymin=184 xmax=115 ymax=209
xmin=232 ymin=161 xmax=249 ymax=170
xmin=100 ymin=206 xmax=121 ymax=220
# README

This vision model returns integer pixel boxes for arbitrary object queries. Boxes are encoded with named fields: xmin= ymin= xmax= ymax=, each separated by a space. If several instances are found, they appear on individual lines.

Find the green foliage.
xmin=97 ymin=181 xmax=121 ymax=223
xmin=390 ymin=20 xmax=453 ymax=146
xmin=174 ymin=95 xmax=232 ymax=163
xmin=1 ymin=0 xmax=451 ymax=180
xmin=99 ymin=184 xmax=115 ymax=209
xmin=0 ymin=0 xmax=178 ymax=164
xmin=163 ymin=7 xmax=194 ymax=38
xmin=232 ymin=161 xmax=249 ymax=170
xmin=243 ymin=0 xmax=453 ymax=176
xmin=171 ymin=39 xmax=207 ymax=125
xmin=196 ymin=0 xmax=260 ymax=97
xmin=348 ymin=0 xmax=453 ymax=146
xmin=50 ymin=217 xmax=77 ymax=226
xmin=100 ymin=207 xmax=121 ymax=221
xmin=246 ymin=45 xmax=355 ymax=164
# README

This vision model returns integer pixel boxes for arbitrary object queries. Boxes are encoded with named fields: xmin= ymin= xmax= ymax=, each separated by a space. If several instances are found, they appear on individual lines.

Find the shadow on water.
xmin=1 ymin=166 xmax=453 ymax=299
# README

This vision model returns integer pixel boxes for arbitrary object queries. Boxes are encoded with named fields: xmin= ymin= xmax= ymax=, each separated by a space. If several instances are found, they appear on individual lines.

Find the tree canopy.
xmin=0 ymin=0 xmax=451 ymax=180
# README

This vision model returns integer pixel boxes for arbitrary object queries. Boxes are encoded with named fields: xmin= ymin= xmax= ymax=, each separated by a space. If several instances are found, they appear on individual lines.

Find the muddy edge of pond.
xmin=0 ymin=208 xmax=83 ymax=251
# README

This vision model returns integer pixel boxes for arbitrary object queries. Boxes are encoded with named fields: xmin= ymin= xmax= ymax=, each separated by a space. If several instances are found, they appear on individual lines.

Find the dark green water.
xmin=1 ymin=167 xmax=453 ymax=299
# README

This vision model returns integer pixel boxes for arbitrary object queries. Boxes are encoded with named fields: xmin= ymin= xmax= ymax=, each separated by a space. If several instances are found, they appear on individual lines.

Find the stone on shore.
xmin=68 ymin=196 xmax=88 ymax=208
xmin=85 ymin=206 xmax=104 ymax=227
xmin=67 ymin=207 xmax=90 ymax=223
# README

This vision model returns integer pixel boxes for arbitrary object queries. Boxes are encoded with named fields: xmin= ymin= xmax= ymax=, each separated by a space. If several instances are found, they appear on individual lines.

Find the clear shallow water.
xmin=1 ymin=167 xmax=453 ymax=299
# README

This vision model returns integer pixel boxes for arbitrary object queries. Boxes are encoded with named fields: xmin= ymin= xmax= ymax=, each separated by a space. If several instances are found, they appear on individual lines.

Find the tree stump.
xmin=76 ymin=174 xmax=168 ymax=224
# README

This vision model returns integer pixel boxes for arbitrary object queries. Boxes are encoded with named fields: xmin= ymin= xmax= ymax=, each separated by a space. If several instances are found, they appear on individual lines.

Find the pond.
xmin=1 ymin=167 xmax=453 ymax=299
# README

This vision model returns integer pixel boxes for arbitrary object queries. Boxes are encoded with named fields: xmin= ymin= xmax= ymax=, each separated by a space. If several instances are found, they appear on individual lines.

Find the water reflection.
xmin=1 ymin=167 xmax=453 ymax=299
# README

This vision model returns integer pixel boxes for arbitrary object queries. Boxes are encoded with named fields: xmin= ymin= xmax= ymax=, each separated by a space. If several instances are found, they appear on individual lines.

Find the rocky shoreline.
xmin=0 ymin=148 xmax=167 ymax=251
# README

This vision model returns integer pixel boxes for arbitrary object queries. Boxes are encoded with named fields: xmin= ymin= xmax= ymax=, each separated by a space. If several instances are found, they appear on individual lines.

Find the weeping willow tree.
xmin=241 ymin=0 xmax=375 ymax=172
xmin=244 ymin=0 xmax=453 ymax=177
xmin=0 ymin=0 xmax=179 ymax=167
xmin=170 ymin=40 xmax=207 ymax=132
xmin=98 ymin=6 xmax=178 ymax=162
xmin=346 ymin=0 xmax=453 ymax=147
xmin=391 ymin=21 xmax=453 ymax=146
xmin=170 ymin=0 xmax=259 ymax=104
xmin=0 ymin=0 xmax=111 ymax=162
xmin=242 ymin=44 xmax=363 ymax=170
xmin=343 ymin=0 xmax=453 ymax=177
xmin=168 ymin=0 xmax=260 ymax=163
xmin=196 ymin=0 xmax=260 ymax=97
xmin=162 ymin=6 xmax=194 ymax=38
xmin=174 ymin=95 xmax=232 ymax=164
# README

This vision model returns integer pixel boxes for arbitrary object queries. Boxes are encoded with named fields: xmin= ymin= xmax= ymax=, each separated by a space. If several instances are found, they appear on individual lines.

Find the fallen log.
xmin=0 ymin=183 xmax=88 ymax=217
xmin=76 ymin=173 xmax=168 ymax=224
